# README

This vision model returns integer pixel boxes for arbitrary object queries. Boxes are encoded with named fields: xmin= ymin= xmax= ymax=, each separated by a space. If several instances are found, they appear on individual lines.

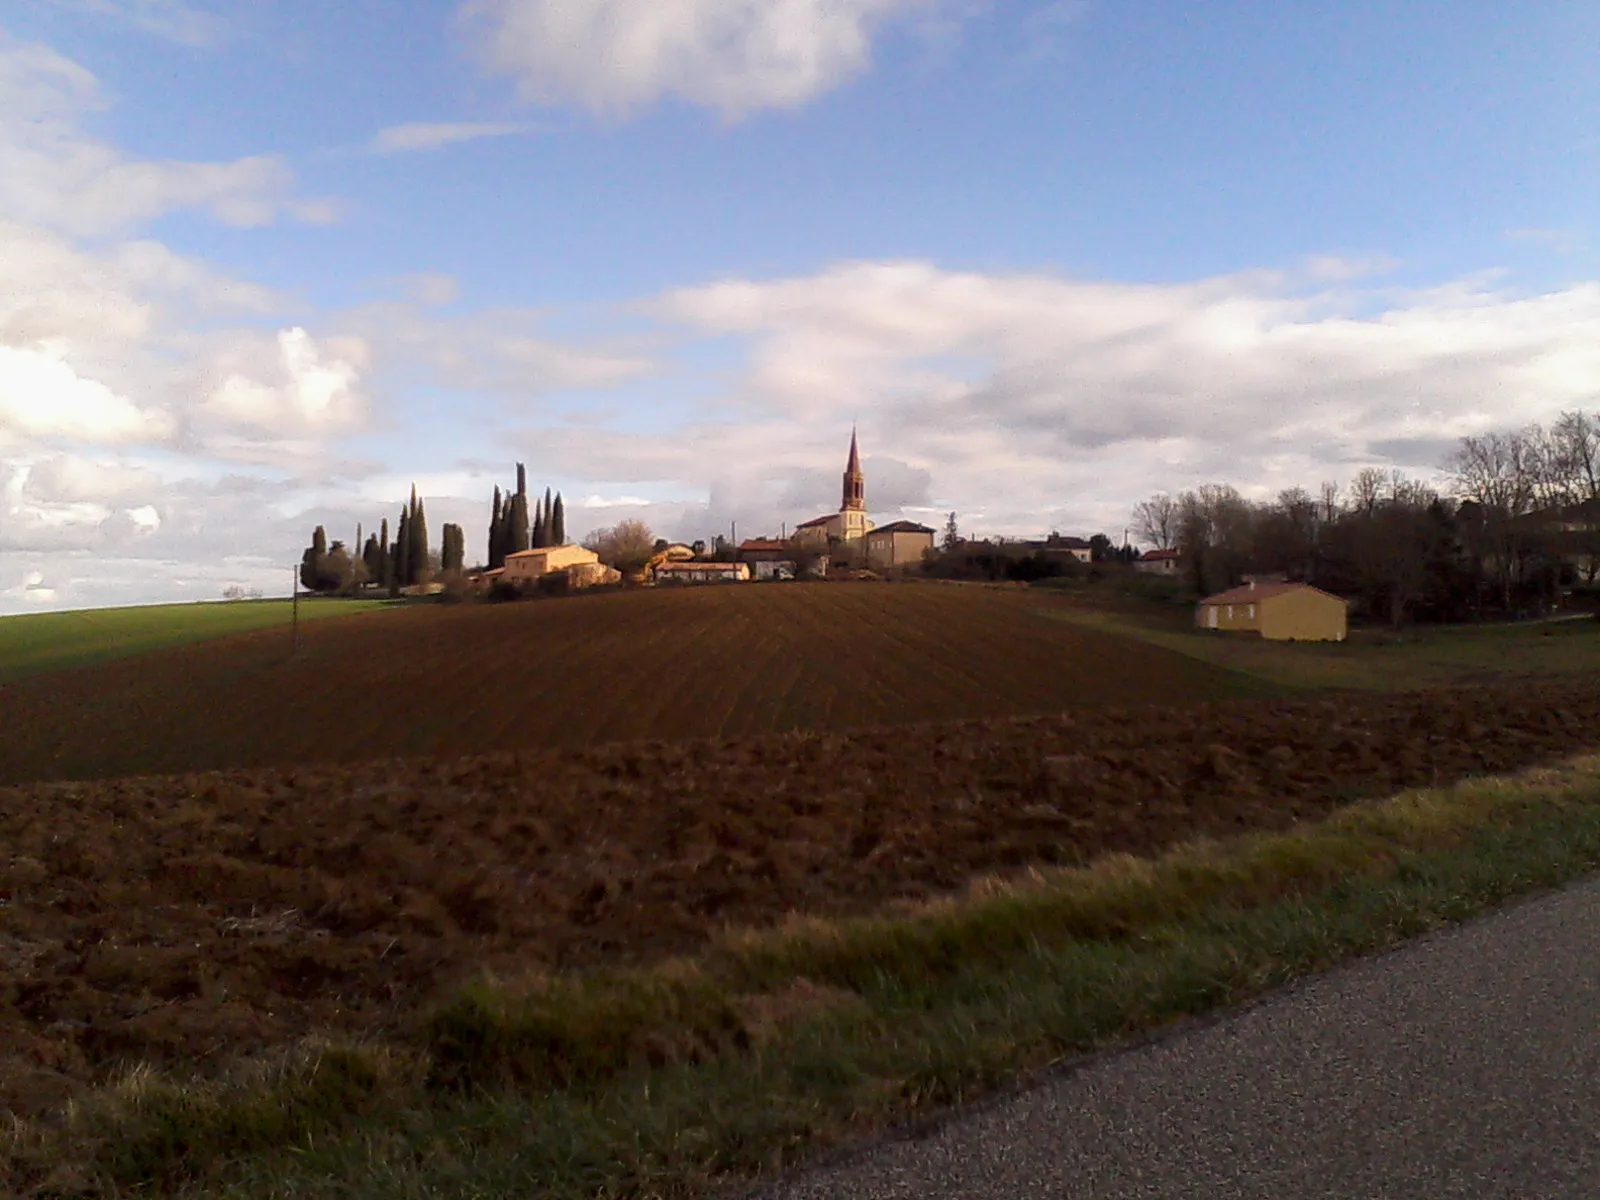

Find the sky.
xmin=0 ymin=0 xmax=1597 ymax=612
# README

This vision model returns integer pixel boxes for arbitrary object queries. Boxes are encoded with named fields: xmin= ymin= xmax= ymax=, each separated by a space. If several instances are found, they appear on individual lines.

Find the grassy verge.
xmin=0 ymin=599 xmax=398 ymax=682
xmin=9 ymin=758 xmax=1600 ymax=1197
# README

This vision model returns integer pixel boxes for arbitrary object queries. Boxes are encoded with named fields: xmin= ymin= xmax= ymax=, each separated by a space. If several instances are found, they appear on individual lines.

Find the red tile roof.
xmin=795 ymin=514 xmax=835 ymax=528
xmin=1140 ymin=548 xmax=1180 ymax=561
xmin=739 ymin=538 xmax=789 ymax=551
xmin=1199 ymin=581 xmax=1346 ymax=606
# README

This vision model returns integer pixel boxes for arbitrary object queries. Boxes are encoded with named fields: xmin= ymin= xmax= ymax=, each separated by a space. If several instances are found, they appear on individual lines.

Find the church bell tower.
xmin=842 ymin=428 xmax=865 ymax=513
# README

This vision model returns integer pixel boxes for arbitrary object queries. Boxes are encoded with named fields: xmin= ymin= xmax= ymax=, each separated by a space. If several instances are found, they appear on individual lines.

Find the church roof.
xmin=846 ymin=427 xmax=861 ymax=475
xmin=870 ymin=520 xmax=935 ymax=535
xmin=795 ymin=514 xmax=835 ymax=529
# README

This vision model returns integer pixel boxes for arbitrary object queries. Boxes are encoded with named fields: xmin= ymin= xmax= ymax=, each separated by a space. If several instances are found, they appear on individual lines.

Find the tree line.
xmin=1131 ymin=411 xmax=1600 ymax=625
xmin=299 ymin=463 xmax=570 ymax=595
xmin=300 ymin=485 xmax=466 ymax=595
xmin=487 ymin=463 xmax=567 ymax=568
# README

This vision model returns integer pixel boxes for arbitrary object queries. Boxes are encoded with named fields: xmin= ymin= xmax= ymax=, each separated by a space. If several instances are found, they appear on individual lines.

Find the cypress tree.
xmin=489 ymin=486 xmax=504 ymax=570
xmin=530 ymin=493 xmax=543 ymax=549
xmin=378 ymin=518 xmax=391 ymax=589
xmin=516 ymin=462 xmax=526 ymax=499
xmin=395 ymin=507 xmax=411 ymax=592
xmin=412 ymin=495 xmax=429 ymax=583
xmin=551 ymin=492 xmax=565 ymax=545
xmin=300 ymin=525 xmax=327 ymax=592
xmin=541 ymin=488 xmax=553 ymax=547
xmin=509 ymin=489 xmax=530 ymax=554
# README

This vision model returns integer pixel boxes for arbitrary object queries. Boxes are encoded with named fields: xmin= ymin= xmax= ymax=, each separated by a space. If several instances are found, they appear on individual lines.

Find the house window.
xmin=1247 ymin=604 xmax=1255 ymax=619
xmin=1226 ymin=605 xmax=1234 ymax=619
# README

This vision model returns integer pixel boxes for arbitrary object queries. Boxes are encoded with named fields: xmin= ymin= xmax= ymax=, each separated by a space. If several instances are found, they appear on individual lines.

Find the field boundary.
xmin=0 ymin=598 xmax=398 ymax=684
xmin=8 ymin=755 xmax=1600 ymax=1197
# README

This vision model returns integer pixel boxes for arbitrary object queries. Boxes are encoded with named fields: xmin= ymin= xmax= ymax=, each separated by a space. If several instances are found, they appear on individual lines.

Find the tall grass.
xmin=8 ymin=758 xmax=1600 ymax=1198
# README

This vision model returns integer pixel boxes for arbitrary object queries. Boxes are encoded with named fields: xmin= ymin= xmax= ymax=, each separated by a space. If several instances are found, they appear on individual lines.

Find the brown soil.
xmin=5 ymin=677 xmax=1600 ymax=1119
xmin=0 ymin=583 xmax=1264 ymax=787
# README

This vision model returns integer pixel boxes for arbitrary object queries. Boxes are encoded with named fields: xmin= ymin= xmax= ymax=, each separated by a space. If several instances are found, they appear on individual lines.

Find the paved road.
xmin=758 ymin=876 xmax=1600 ymax=1199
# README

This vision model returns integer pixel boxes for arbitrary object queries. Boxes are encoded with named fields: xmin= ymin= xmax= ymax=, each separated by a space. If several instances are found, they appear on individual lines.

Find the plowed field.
xmin=5 ymin=677 xmax=1600 ymax=1118
xmin=0 ymin=583 xmax=1265 ymax=786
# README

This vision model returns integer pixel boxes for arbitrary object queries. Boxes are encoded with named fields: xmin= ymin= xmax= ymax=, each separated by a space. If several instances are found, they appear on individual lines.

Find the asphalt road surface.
xmin=758 ymin=876 xmax=1600 ymax=1199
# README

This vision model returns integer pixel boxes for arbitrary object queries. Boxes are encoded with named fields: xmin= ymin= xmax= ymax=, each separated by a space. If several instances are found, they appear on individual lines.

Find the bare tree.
xmin=1132 ymin=492 xmax=1181 ymax=550
xmin=1177 ymin=484 xmax=1254 ymax=594
xmin=1447 ymin=429 xmax=1539 ymax=610
xmin=583 ymin=519 xmax=657 ymax=571
xmin=1349 ymin=467 xmax=1387 ymax=516
xmin=1552 ymin=410 xmax=1600 ymax=501
xmin=1551 ymin=410 xmax=1600 ymax=581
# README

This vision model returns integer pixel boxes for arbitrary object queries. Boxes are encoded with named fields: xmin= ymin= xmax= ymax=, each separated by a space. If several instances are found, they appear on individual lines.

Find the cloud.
xmin=342 ymin=300 xmax=658 ymax=396
xmin=1506 ymin=228 xmax=1587 ymax=255
xmin=0 ymin=344 xmax=177 ymax=443
xmin=394 ymin=273 xmax=462 ymax=307
xmin=462 ymin=0 xmax=937 ymax=117
xmin=598 ymin=260 xmax=1600 ymax=539
xmin=0 ymin=39 xmax=332 ymax=235
xmin=0 ymin=569 xmax=57 ymax=605
xmin=199 ymin=328 xmax=371 ymax=437
xmin=43 ymin=0 xmax=228 ymax=46
xmin=369 ymin=121 xmax=532 ymax=153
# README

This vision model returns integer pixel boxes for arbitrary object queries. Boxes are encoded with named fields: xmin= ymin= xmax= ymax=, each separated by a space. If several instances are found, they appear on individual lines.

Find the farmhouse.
xmin=1196 ymin=581 xmax=1348 ymax=641
xmin=1135 ymin=547 xmax=1181 ymax=575
xmin=865 ymin=520 xmax=935 ymax=569
xmin=654 ymin=561 xmax=751 ymax=584
xmin=794 ymin=430 xmax=873 ymax=552
xmin=502 ymin=543 xmax=600 ymax=586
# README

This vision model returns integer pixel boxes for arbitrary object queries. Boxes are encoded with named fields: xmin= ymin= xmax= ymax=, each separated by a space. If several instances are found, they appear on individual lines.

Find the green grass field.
xmin=1035 ymin=592 xmax=1600 ymax=691
xmin=0 ymin=598 xmax=397 ymax=683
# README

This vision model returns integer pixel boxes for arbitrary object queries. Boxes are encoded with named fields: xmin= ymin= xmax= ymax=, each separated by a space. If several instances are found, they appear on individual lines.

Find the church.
xmin=794 ymin=430 xmax=872 ymax=552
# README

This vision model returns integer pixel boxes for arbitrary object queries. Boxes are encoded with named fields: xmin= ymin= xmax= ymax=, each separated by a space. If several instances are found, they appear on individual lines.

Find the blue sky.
xmin=1 ymin=0 xmax=1597 ymax=611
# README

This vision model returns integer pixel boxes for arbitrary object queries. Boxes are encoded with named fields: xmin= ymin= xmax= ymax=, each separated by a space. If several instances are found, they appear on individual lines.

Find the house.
xmin=1196 ymin=581 xmax=1348 ymax=641
xmin=1135 ymin=547 xmax=1181 ymax=575
xmin=1038 ymin=534 xmax=1093 ymax=563
xmin=752 ymin=560 xmax=796 ymax=581
xmin=660 ymin=543 xmax=697 ymax=562
xmin=654 ymin=561 xmax=751 ymax=584
xmin=502 ymin=544 xmax=600 ymax=587
xmin=865 ymin=520 xmax=935 ymax=569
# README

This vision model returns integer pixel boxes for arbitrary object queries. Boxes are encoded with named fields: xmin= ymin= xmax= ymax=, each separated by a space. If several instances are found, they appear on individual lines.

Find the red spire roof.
xmin=846 ymin=426 xmax=861 ymax=475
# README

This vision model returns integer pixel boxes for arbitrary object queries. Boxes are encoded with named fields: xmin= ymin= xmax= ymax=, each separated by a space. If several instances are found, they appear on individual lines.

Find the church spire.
xmin=841 ymin=427 xmax=865 ymax=512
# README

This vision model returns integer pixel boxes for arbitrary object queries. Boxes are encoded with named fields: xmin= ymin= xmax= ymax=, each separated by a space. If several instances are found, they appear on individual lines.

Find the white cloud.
xmin=201 ymin=328 xmax=371 ymax=436
xmin=343 ymin=300 xmax=657 ymax=395
xmin=44 ymin=0 xmax=228 ymax=46
xmin=591 ymin=260 xmax=1600 ymax=539
xmin=0 ymin=343 xmax=176 ymax=443
xmin=394 ymin=273 xmax=462 ymax=307
xmin=1506 ymin=227 xmax=1586 ymax=255
xmin=370 ymin=121 xmax=532 ymax=153
xmin=0 ymin=39 xmax=332 ymax=235
xmin=462 ymin=0 xmax=937 ymax=117
xmin=1 ymin=569 xmax=57 ymax=605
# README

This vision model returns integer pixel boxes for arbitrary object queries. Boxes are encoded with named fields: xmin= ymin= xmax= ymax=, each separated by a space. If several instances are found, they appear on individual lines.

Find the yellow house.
xmin=1196 ymin=581 xmax=1348 ymax=642
xmin=502 ymin=544 xmax=600 ymax=587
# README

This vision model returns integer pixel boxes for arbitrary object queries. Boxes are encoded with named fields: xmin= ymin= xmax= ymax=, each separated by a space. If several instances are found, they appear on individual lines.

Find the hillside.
xmin=0 ymin=582 xmax=1267 ymax=785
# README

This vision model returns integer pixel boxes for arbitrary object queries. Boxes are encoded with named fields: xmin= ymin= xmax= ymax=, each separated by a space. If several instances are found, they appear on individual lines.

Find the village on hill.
xmin=298 ymin=429 xmax=1113 ymax=597
xmin=298 ymin=414 xmax=1600 ymax=641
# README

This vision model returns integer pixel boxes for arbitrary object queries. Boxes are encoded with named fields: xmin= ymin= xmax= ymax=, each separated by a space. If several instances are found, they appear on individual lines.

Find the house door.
xmin=1205 ymin=606 xmax=1218 ymax=628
